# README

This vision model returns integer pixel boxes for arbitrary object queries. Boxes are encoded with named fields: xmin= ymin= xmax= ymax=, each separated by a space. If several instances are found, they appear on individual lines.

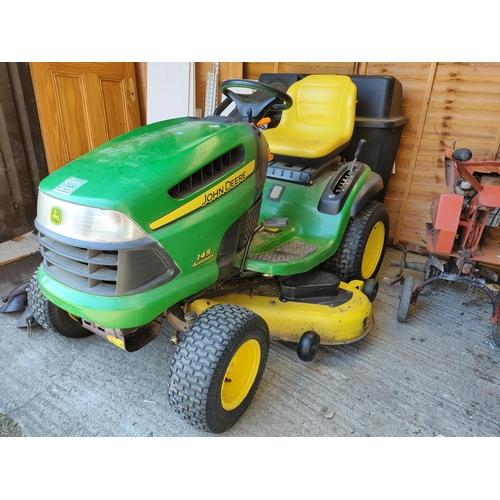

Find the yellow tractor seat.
xmin=263 ymin=75 xmax=357 ymax=166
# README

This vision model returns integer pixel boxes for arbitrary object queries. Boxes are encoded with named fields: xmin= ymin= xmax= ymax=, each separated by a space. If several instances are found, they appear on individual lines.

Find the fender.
xmin=349 ymin=172 xmax=383 ymax=217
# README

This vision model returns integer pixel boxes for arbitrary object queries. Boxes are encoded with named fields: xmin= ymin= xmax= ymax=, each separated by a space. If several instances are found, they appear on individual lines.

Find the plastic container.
xmin=341 ymin=75 xmax=409 ymax=202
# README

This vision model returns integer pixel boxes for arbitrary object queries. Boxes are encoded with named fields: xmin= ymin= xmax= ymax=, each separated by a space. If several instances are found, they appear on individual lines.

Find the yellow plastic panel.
xmin=188 ymin=281 xmax=372 ymax=345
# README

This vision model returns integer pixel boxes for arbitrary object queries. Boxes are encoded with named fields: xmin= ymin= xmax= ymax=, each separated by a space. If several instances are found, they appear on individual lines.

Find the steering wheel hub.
xmin=218 ymin=79 xmax=293 ymax=123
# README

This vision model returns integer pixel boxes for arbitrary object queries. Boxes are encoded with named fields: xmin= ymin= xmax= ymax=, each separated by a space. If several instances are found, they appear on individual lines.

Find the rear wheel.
xmin=397 ymin=275 xmax=414 ymax=323
xmin=492 ymin=321 xmax=500 ymax=348
xmin=27 ymin=270 xmax=92 ymax=338
xmin=168 ymin=303 xmax=269 ymax=433
xmin=322 ymin=200 xmax=389 ymax=282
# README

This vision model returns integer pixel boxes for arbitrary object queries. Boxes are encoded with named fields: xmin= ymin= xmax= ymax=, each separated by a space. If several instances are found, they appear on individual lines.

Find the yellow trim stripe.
xmin=149 ymin=161 xmax=255 ymax=230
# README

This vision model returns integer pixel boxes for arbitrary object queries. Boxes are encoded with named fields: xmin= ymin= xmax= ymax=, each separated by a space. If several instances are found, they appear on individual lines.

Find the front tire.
xmin=322 ymin=200 xmax=389 ymax=282
xmin=27 ymin=270 xmax=93 ymax=338
xmin=168 ymin=304 xmax=270 ymax=433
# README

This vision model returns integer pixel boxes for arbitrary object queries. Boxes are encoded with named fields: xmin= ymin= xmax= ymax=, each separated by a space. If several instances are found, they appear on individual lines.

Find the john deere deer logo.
xmin=50 ymin=207 xmax=62 ymax=225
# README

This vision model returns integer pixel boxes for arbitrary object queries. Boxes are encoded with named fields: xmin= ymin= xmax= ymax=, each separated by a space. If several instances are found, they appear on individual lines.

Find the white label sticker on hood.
xmin=52 ymin=177 xmax=88 ymax=196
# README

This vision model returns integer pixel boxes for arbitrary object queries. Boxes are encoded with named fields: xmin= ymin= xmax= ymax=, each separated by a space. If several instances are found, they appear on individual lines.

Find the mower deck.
xmin=186 ymin=275 xmax=373 ymax=345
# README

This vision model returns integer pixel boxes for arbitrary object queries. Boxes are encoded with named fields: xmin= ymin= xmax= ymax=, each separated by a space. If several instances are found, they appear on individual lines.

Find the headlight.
xmin=37 ymin=191 xmax=146 ymax=243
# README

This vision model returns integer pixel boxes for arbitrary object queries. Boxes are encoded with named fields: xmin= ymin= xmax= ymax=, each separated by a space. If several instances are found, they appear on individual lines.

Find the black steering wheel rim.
xmin=219 ymin=79 xmax=293 ymax=120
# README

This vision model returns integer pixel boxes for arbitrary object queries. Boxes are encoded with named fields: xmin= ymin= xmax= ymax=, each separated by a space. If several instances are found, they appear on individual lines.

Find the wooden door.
xmin=30 ymin=62 xmax=141 ymax=173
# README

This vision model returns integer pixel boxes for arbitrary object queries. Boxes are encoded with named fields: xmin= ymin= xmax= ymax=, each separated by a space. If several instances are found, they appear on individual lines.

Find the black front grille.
xmin=39 ymin=232 xmax=178 ymax=296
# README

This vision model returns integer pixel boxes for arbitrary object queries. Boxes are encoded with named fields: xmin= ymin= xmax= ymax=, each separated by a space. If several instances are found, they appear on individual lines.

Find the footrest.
xmin=249 ymin=241 xmax=318 ymax=263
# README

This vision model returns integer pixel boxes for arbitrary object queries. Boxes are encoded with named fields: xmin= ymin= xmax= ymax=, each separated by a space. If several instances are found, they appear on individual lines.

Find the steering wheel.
xmin=218 ymin=79 xmax=293 ymax=122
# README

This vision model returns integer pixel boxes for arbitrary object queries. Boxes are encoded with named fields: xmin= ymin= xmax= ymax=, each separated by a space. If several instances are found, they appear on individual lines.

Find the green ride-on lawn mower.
xmin=26 ymin=73 xmax=408 ymax=433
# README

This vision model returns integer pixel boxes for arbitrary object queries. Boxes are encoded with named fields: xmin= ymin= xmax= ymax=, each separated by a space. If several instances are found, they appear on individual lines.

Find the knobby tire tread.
xmin=27 ymin=269 xmax=50 ymax=329
xmin=322 ymin=200 xmax=389 ymax=282
xmin=26 ymin=268 xmax=92 ymax=338
xmin=168 ymin=303 xmax=269 ymax=433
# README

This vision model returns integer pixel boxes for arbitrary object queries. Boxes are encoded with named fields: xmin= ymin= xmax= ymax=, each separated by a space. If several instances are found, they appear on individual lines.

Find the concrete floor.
xmin=1 ymin=245 xmax=499 ymax=438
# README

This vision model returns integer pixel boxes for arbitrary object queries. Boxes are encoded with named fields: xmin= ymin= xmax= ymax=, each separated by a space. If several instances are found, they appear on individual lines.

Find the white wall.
xmin=146 ymin=62 xmax=196 ymax=124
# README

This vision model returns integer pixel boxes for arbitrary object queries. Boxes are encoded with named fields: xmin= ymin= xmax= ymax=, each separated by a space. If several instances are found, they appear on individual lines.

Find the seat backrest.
xmin=264 ymin=75 xmax=357 ymax=160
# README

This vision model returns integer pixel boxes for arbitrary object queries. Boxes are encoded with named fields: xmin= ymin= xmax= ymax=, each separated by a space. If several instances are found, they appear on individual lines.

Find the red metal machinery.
xmin=394 ymin=145 xmax=500 ymax=347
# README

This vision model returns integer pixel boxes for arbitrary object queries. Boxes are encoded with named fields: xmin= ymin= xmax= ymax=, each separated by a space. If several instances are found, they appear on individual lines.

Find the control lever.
xmin=349 ymin=139 xmax=366 ymax=172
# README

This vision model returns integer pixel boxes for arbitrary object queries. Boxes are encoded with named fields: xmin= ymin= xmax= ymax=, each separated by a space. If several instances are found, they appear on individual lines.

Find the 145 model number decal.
xmin=193 ymin=248 xmax=214 ymax=267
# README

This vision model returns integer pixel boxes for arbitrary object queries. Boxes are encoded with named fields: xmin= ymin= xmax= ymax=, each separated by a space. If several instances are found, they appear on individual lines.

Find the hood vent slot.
xmin=169 ymin=145 xmax=245 ymax=199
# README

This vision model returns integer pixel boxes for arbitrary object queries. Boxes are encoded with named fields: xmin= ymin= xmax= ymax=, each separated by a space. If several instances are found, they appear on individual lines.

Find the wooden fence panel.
xmin=398 ymin=62 xmax=500 ymax=245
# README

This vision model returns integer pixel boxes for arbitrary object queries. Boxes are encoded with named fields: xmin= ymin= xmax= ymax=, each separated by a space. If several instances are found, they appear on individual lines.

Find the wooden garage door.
xmin=30 ymin=62 xmax=141 ymax=173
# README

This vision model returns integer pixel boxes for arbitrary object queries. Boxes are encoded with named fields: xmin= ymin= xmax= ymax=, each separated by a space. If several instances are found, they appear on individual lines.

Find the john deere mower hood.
xmin=37 ymin=116 xmax=261 ymax=233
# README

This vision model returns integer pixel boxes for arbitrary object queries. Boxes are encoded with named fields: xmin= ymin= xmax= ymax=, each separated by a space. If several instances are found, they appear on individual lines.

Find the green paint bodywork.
xmin=37 ymin=259 xmax=217 ymax=329
xmin=39 ymin=117 xmax=259 ymax=231
xmin=247 ymin=166 xmax=371 ymax=275
xmin=37 ymin=118 xmax=264 ymax=327
xmin=36 ymin=116 xmax=375 ymax=330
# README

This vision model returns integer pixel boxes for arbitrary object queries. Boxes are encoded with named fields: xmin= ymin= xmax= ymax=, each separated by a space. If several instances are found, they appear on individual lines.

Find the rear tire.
xmin=27 ymin=269 xmax=93 ymax=338
xmin=397 ymin=275 xmax=414 ymax=323
xmin=492 ymin=321 xmax=500 ymax=348
xmin=168 ymin=303 xmax=270 ymax=433
xmin=322 ymin=200 xmax=389 ymax=282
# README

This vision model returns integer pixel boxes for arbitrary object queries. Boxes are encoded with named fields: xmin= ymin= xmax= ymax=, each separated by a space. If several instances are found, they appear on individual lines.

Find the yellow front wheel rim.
xmin=221 ymin=339 xmax=261 ymax=411
xmin=361 ymin=221 xmax=385 ymax=279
